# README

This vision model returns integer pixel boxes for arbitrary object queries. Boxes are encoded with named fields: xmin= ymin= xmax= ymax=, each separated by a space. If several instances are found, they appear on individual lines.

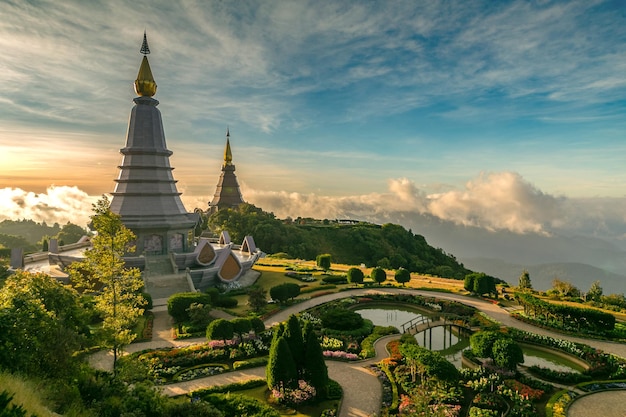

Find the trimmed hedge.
xmin=321 ymin=275 xmax=348 ymax=284
xmin=233 ymin=356 xmax=268 ymax=370
xmin=360 ymin=325 xmax=399 ymax=358
xmin=515 ymin=292 xmax=615 ymax=333
xmin=167 ymin=292 xmax=212 ymax=323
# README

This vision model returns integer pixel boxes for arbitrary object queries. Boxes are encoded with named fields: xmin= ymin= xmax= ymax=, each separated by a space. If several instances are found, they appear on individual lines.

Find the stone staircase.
xmin=143 ymin=255 xmax=193 ymax=306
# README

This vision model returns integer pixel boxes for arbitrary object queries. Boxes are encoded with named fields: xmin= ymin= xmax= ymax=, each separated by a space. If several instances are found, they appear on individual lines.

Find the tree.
xmin=371 ymin=267 xmax=387 ymax=284
xmin=266 ymin=336 xmax=297 ymax=390
xmin=473 ymin=273 xmax=496 ymax=296
xmin=67 ymin=196 xmax=145 ymax=374
xmin=518 ymin=269 xmax=532 ymax=291
xmin=42 ymin=237 xmax=49 ymax=252
xmin=394 ymin=268 xmax=411 ymax=286
xmin=588 ymin=280 xmax=603 ymax=302
xmin=250 ymin=316 xmax=265 ymax=334
xmin=0 ymin=270 xmax=87 ymax=378
xmin=347 ymin=267 xmax=364 ymax=286
xmin=206 ymin=318 xmax=234 ymax=343
xmin=284 ymin=315 xmax=305 ymax=374
xmin=167 ymin=292 xmax=212 ymax=323
xmin=55 ymin=222 xmax=89 ymax=245
xmin=231 ymin=317 xmax=252 ymax=340
xmin=303 ymin=322 xmax=329 ymax=398
xmin=316 ymin=254 xmax=332 ymax=271
xmin=470 ymin=331 xmax=504 ymax=358
xmin=247 ymin=287 xmax=267 ymax=313
xmin=186 ymin=302 xmax=212 ymax=328
xmin=551 ymin=278 xmax=580 ymax=297
xmin=464 ymin=274 xmax=475 ymax=292
xmin=492 ymin=338 xmax=524 ymax=371
xmin=270 ymin=283 xmax=300 ymax=304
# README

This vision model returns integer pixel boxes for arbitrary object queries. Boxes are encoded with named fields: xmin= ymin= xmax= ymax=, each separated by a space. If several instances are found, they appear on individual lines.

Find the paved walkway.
xmin=567 ymin=390 xmax=626 ymax=417
xmin=89 ymin=287 xmax=626 ymax=417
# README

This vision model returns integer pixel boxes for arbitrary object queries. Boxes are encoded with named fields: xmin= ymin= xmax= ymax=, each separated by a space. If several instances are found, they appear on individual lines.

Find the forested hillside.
xmin=0 ymin=220 xmax=88 ymax=253
xmin=207 ymin=204 xmax=471 ymax=279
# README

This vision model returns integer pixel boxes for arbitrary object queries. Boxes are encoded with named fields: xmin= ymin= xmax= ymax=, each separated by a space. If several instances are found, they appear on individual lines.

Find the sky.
xmin=1 ymin=0 xmax=626 ymax=243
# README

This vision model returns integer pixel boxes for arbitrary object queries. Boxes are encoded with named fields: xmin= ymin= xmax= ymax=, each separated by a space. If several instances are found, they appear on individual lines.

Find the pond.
xmin=354 ymin=306 xmax=470 ymax=368
xmin=522 ymin=344 xmax=586 ymax=373
xmin=355 ymin=305 xmax=585 ymax=372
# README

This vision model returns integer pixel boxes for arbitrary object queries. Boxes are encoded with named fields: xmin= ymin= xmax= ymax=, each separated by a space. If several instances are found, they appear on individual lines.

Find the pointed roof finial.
xmin=140 ymin=30 xmax=151 ymax=55
xmin=224 ymin=127 xmax=233 ymax=166
xmin=134 ymin=31 xmax=157 ymax=97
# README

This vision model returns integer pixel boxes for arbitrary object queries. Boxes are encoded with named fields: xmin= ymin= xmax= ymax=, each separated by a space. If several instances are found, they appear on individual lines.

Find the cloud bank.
xmin=0 ymin=186 xmax=96 ymax=227
xmin=3 ymin=172 xmax=626 ymax=247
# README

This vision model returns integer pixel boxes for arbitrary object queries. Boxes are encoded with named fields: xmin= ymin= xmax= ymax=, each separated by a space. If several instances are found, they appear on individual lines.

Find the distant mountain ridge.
xmin=461 ymin=257 xmax=626 ymax=294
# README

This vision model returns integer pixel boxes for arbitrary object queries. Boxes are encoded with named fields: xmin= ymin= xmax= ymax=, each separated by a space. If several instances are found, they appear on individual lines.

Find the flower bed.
xmin=323 ymin=350 xmax=359 ymax=361
xmin=173 ymin=364 xmax=225 ymax=381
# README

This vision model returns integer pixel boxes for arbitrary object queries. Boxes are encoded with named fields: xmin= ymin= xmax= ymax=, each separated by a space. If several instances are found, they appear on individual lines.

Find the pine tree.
xmin=284 ymin=315 xmax=305 ymax=376
xmin=303 ymin=322 xmax=329 ymax=399
xmin=266 ymin=336 xmax=297 ymax=390
xmin=518 ymin=269 xmax=532 ymax=290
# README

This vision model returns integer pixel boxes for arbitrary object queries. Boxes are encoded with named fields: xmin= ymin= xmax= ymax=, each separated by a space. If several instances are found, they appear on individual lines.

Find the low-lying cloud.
xmin=245 ymin=172 xmax=565 ymax=235
xmin=3 ymin=172 xmax=626 ymax=245
xmin=0 ymin=186 xmax=96 ymax=227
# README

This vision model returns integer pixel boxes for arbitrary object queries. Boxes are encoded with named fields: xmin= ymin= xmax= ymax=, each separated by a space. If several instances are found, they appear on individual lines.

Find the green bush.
xmin=140 ymin=292 xmax=153 ymax=310
xmin=233 ymin=357 xmax=268 ymax=370
xmin=360 ymin=326 xmax=399 ymax=358
xmin=326 ymin=378 xmax=343 ymax=400
xmin=192 ymin=378 xmax=267 ymax=396
xmin=321 ymin=308 xmax=363 ymax=330
xmin=214 ymin=296 xmax=238 ymax=308
xmin=300 ymin=284 xmax=337 ymax=294
xmin=321 ymin=275 xmax=348 ymax=284
xmin=168 ymin=292 xmax=212 ymax=323
xmin=203 ymin=393 xmax=280 ymax=417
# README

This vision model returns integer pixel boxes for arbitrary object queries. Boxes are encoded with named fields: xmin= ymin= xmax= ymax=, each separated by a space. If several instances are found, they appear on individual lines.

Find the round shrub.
xmin=167 ymin=292 xmax=212 ymax=323
xmin=321 ymin=308 xmax=363 ymax=331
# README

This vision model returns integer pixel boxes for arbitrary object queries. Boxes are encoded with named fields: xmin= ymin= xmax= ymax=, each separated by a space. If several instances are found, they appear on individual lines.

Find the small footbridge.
xmin=401 ymin=314 xmax=474 ymax=336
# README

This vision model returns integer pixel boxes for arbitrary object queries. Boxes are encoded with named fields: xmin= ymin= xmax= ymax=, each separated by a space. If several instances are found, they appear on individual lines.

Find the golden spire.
xmin=134 ymin=31 xmax=157 ymax=97
xmin=223 ymin=127 xmax=233 ymax=166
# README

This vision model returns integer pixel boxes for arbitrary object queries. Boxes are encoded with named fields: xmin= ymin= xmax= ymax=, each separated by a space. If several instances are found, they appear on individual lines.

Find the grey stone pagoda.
xmin=110 ymin=33 xmax=197 ymax=255
xmin=208 ymin=128 xmax=245 ymax=213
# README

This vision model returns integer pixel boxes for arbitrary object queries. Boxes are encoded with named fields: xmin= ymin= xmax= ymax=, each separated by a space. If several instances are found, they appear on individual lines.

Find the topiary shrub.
xmin=214 ymin=296 xmax=238 ymax=308
xmin=167 ymin=292 xmax=212 ymax=323
xmin=321 ymin=308 xmax=363 ymax=331
xmin=321 ymin=275 xmax=347 ymax=284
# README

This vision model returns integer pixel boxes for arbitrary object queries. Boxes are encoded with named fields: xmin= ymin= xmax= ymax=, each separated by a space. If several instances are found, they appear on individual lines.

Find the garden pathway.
xmin=89 ymin=287 xmax=626 ymax=417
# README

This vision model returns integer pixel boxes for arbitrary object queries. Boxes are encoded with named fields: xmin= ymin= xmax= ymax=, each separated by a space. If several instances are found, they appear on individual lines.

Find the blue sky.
xmin=1 ymin=0 xmax=625 ymax=237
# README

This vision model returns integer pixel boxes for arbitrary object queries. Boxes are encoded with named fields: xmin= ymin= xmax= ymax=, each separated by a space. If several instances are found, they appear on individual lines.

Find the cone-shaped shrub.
xmin=304 ymin=322 xmax=329 ymax=398
xmin=266 ymin=336 xmax=297 ymax=390
xmin=285 ymin=315 xmax=305 ymax=375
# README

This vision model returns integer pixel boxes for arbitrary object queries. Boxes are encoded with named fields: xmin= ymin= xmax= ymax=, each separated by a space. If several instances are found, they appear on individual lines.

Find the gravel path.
xmin=89 ymin=286 xmax=626 ymax=417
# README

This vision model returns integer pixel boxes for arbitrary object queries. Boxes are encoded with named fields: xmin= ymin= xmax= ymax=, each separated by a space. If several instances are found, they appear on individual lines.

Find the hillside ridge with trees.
xmin=205 ymin=203 xmax=472 ymax=280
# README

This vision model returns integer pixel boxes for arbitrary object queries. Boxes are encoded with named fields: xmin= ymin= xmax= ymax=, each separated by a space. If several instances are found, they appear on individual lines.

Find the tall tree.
xmin=266 ymin=336 xmax=297 ymax=390
xmin=68 ymin=196 xmax=145 ymax=375
xmin=247 ymin=286 xmax=267 ymax=313
xmin=303 ymin=322 xmax=329 ymax=399
xmin=518 ymin=269 xmax=532 ymax=291
xmin=588 ymin=280 xmax=603 ymax=302
xmin=284 ymin=315 xmax=305 ymax=375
